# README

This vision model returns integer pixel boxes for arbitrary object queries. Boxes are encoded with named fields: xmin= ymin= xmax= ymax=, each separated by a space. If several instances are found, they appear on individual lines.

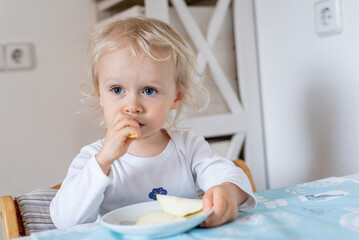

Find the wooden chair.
xmin=0 ymin=160 xmax=255 ymax=240
xmin=0 ymin=184 xmax=61 ymax=240
xmin=232 ymin=159 xmax=257 ymax=192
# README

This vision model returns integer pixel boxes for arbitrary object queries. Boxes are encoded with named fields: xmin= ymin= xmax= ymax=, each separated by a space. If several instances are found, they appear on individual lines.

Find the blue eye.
xmin=112 ymin=87 xmax=124 ymax=95
xmin=143 ymin=88 xmax=158 ymax=96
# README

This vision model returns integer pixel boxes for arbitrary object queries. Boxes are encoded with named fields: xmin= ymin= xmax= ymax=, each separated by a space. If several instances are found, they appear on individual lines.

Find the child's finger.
xmin=110 ymin=112 xmax=139 ymax=128
xmin=202 ymin=201 xmax=226 ymax=227
xmin=200 ymin=187 xmax=215 ymax=228
xmin=121 ymin=127 xmax=141 ymax=141
xmin=110 ymin=111 xmax=127 ymax=125
xmin=112 ymin=119 xmax=140 ymax=132
xmin=202 ymin=187 xmax=214 ymax=213
xmin=107 ymin=113 xmax=140 ymax=133
xmin=201 ymin=186 xmax=234 ymax=228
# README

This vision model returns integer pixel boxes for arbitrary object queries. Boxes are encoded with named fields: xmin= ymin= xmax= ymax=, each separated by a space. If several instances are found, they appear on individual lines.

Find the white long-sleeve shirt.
xmin=50 ymin=130 xmax=256 ymax=229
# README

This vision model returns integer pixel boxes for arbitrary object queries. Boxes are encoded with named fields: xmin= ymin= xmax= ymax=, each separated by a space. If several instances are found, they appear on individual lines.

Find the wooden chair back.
xmin=232 ymin=159 xmax=257 ymax=192
xmin=0 ymin=184 xmax=61 ymax=240
xmin=0 ymin=160 xmax=255 ymax=240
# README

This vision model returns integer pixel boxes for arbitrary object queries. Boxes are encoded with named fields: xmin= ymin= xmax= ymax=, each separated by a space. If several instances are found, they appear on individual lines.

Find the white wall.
xmin=0 ymin=1 xmax=103 ymax=198
xmin=255 ymin=0 xmax=359 ymax=189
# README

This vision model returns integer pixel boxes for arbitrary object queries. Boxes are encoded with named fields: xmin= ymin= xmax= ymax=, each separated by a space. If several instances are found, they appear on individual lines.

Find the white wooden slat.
xmin=233 ymin=0 xmax=267 ymax=190
xmin=197 ymin=0 xmax=231 ymax=74
xmin=183 ymin=0 xmax=243 ymax=163
xmin=226 ymin=133 xmax=245 ymax=160
xmin=185 ymin=114 xmax=246 ymax=138
xmin=209 ymin=140 xmax=231 ymax=159
xmin=205 ymin=0 xmax=231 ymax=48
xmin=144 ymin=0 xmax=169 ymax=23
xmin=171 ymin=0 xmax=243 ymax=114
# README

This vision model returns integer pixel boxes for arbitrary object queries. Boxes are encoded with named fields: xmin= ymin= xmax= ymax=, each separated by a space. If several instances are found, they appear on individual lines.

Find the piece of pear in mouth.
xmin=127 ymin=134 xmax=136 ymax=138
xmin=156 ymin=194 xmax=203 ymax=217
xmin=136 ymin=210 xmax=186 ymax=225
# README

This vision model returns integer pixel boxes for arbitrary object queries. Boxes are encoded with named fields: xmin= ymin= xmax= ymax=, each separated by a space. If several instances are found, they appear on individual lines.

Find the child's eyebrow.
xmin=146 ymin=79 xmax=165 ymax=86
xmin=102 ymin=77 xmax=124 ymax=85
xmin=102 ymin=77 xmax=165 ymax=87
xmin=150 ymin=81 xmax=165 ymax=86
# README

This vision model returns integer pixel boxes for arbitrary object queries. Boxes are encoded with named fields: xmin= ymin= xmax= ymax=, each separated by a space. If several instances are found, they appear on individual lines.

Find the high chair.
xmin=0 ymin=160 xmax=255 ymax=240
xmin=0 ymin=184 xmax=61 ymax=240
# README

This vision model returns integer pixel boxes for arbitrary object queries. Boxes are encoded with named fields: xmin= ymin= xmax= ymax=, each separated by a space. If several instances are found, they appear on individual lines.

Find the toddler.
xmin=50 ymin=17 xmax=256 ymax=229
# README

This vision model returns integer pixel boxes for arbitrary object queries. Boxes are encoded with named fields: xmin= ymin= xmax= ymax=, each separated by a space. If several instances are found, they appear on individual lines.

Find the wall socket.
xmin=314 ymin=0 xmax=343 ymax=36
xmin=0 ymin=43 xmax=35 ymax=71
xmin=5 ymin=43 xmax=35 ymax=70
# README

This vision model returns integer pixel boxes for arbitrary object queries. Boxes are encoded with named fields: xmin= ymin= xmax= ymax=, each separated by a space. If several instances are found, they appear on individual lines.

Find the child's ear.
xmin=97 ymin=88 xmax=103 ymax=107
xmin=171 ymin=92 xmax=182 ymax=109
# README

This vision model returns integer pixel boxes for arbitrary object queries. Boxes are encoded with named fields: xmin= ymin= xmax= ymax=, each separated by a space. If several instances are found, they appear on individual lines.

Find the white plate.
xmin=101 ymin=200 xmax=213 ymax=238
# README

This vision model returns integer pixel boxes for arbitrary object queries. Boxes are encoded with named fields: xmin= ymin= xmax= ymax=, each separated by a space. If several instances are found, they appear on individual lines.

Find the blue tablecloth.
xmin=32 ymin=177 xmax=359 ymax=240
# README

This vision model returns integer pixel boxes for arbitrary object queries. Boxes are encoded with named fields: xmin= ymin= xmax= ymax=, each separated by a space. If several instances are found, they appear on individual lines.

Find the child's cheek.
xmin=153 ymin=111 xmax=169 ymax=127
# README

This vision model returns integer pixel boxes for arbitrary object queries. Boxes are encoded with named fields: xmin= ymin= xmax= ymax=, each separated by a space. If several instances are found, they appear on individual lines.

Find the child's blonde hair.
xmin=87 ymin=17 xmax=209 ymax=129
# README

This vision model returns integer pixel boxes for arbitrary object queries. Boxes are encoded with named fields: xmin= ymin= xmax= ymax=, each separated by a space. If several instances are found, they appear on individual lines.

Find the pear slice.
xmin=127 ymin=134 xmax=136 ymax=138
xmin=156 ymin=194 xmax=203 ymax=217
xmin=136 ymin=210 xmax=185 ymax=225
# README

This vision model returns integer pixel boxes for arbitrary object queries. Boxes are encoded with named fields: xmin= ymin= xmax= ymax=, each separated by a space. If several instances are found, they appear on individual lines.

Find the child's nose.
xmin=123 ymin=95 xmax=143 ymax=114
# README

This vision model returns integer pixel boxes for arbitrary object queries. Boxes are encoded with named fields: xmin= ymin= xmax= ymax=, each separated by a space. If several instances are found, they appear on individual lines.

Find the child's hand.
xmin=200 ymin=182 xmax=249 ymax=228
xmin=96 ymin=112 xmax=141 ymax=175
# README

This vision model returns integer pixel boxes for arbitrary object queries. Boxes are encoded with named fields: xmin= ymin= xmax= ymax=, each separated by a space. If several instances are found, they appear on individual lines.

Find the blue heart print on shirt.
xmin=149 ymin=187 xmax=167 ymax=200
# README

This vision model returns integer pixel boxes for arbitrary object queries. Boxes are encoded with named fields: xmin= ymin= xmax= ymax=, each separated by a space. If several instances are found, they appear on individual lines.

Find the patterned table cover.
xmin=32 ymin=177 xmax=359 ymax=240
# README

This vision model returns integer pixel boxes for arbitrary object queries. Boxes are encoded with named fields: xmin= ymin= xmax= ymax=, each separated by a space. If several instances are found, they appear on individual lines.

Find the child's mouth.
xmin=139 ymin=123 xmax=145 ymax=128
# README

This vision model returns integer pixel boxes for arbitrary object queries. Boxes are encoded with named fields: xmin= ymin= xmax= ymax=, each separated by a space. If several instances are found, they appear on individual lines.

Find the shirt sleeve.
xmin=50 ymin=141 xmax=112 ymax=229
xmin=184 ymin=131 xmax=257 ymax=211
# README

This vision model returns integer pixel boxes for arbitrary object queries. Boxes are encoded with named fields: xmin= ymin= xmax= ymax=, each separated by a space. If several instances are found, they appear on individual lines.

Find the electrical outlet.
xmin=5 ymin=43 xmax=35 ymax=70
xmin=0 ymin=45 xmax=5 ymax=70
xmin=314 ymin=0 xmax=342 ymax=36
